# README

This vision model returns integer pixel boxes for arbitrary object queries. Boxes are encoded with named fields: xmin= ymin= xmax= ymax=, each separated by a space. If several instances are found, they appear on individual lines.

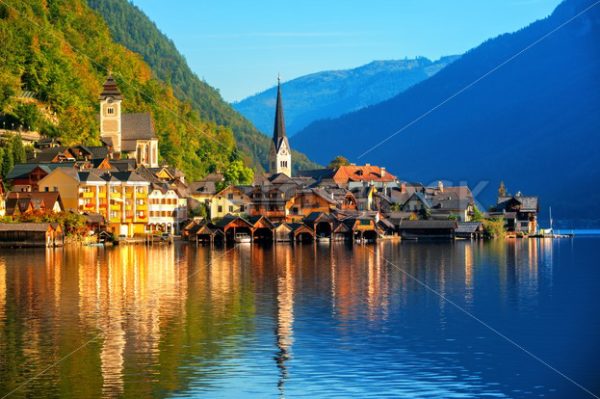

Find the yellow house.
xmin=38 ymin=168 xmax=80 ymax=211
xmin=210 ymin=185 xmax=252 ymax=220
xmin=39 ymin=169 xmax=150 ymax=237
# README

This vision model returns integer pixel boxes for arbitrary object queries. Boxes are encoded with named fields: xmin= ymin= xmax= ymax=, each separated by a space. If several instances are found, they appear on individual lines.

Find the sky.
xmin=132 ymin=0 xmax=563 ymax=102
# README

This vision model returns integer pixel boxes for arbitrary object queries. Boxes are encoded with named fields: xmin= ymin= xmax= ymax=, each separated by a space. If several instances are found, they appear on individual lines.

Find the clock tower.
xmin=99 ymin=74 xmax=123 ymax=153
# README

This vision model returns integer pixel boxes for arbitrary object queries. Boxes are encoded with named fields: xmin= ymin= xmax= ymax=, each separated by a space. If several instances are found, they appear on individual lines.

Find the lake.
xmin=1 ymin=238 xmax=599 ymax=398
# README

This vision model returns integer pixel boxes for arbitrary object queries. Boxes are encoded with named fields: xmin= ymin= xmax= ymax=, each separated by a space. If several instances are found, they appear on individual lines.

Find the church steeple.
xmin=273 ymin=75 xmax=287 ymax=145
xmin=269 ymin=76 xmax=292 ymax=176
xmin=99 ymin=74 xmax=123 ymax=101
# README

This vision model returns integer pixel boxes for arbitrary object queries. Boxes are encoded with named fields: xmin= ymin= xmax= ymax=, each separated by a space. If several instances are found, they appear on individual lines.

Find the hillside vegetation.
xmin=87 ymin=0 xmax=318 ymax=173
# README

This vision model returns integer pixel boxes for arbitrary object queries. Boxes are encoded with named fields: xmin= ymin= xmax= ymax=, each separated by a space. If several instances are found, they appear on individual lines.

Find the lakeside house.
xmin=489 ymin=183 xmax=539 ymax=234
xmin=0 ymin=223 xmax=64 ymax=247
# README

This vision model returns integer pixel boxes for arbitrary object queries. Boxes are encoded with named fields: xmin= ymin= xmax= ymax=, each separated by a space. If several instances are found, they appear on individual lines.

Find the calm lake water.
xmin=1 ymin=238 xmax=599 ymax=398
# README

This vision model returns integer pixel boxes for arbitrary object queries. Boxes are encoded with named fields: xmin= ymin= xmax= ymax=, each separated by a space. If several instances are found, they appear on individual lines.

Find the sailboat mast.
xmin=549 ymin=206 xmax=553 ymax=231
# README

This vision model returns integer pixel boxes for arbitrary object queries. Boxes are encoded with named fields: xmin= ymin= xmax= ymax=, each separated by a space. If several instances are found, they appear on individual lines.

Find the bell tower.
xmin=99 ymin=74 xmax=123 ymax=153
xmin=269 ymin=76 xmax=292 ymax=176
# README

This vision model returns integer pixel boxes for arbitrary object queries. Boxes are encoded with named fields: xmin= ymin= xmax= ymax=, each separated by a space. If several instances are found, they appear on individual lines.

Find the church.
xmin=269 ymin=78 xmax=292 ymax=176
xmin=98 ymin=75 xmax=159 ymax=168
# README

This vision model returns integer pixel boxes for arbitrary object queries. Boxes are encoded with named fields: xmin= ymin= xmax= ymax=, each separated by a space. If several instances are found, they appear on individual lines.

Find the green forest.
xmin=0 ymin=0 xmax=316 ymax=184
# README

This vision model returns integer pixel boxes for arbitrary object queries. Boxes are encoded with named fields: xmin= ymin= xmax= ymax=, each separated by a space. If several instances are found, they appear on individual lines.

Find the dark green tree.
xmin=2 ymin=147 xmax=13 ymax=179
xmin=11 ymin=135 xmax=26 ymax=164
xmin=327 ymin=155 xmax=350 ymax=169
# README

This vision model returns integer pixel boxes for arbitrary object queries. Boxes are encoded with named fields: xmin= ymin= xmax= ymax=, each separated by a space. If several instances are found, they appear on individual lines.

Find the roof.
xmin=495 ymin=194 xmax=539 ymax=212
xmin=214 ymin=214 xmax=253 ymax=229
xmin=272 ymin=80 xmax=289 ymax=152
xmin=333 ymin=165 xmax=397 ymax=184
xmin=99 ymin=75 xmax=123 ymax=100
xmin=397 ymin=220 xmax=457 ymax=230
xmin=189 ymin=181 xmax=217 ymax=195
xmin=0 ymin=223 xmax=54 ymax=232
xmin=121 ymin=113 xmax=156 ymax=147
xmin=456 ymin=222 xmax=483 ymax=234
xmin=304 ymin=211 xmax=335 ymax=224
xmin=295 ymin=169 xmax=336 ymax=182
xmin=5 ymin=192 xmax=63 ymax=215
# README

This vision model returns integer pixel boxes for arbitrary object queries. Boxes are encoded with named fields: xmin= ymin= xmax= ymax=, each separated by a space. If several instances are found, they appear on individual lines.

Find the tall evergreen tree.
xmin=11 ymin=135 xmax=26 ymax=164
xmin=1 ymin=147 xmax=13 ymax=179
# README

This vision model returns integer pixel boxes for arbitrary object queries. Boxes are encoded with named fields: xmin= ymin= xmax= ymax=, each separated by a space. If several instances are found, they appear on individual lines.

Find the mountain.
xmin=87 ymin=0 xmax=318 ymax=173
xmin=292 ymin=0 xmax=600 ymax=226
xmin=233 ymin=56 xmax=459 ymax=137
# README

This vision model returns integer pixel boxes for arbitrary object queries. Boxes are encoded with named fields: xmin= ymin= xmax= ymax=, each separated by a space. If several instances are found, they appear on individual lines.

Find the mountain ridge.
xmin=233 ymin=55 xmax=459 ymax=137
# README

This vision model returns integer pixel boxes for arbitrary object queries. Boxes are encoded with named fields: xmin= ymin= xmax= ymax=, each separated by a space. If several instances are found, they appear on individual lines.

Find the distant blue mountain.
xmin=232 ymin=56 xmax=458 ymax=137
xmin=292 ymin=0 xmax=600 ymax=226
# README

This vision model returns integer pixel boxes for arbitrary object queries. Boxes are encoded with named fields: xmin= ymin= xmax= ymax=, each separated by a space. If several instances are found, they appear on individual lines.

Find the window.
xmin=137 ymin=199 xmax=144 ymax=205
xmin=44 ymin=187 xmax=49 ymax=192
xmin=110 ymin=211 xmax=118 ymax=219
xmin=107 ymin=107 xmax=114 ymax=115
xmin=240 ymin=205 xmax=245 ymax=212
xmin=218 ymin=205 xmax=223 ymax=213
xmin=228 ymin=206 xmax=233 ymax=212
xmin=111 ymin=187 xmax=118 ymax=194
xmin=228 ymin=193 xmax=234 ymax=200
xmin=137 ymin=211 xmax=145 ymax=218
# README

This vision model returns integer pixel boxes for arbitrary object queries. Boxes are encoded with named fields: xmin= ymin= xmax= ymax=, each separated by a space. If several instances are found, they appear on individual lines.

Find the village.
xmin=0 ymin=76 xmax=540 ymax=247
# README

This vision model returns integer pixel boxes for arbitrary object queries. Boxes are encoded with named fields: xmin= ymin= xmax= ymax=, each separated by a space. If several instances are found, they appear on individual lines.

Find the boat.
xmin=317 ymin=235 xmax=331 ymax=243
xmin=234 ymin=233 xmax=252 ymax=244
xmin=530 ymin=207 xmax=575 ymax=238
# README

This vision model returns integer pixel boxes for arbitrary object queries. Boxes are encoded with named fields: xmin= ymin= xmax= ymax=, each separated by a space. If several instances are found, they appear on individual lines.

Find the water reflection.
xmin=0 ymin=239 xmax=597 ymax=398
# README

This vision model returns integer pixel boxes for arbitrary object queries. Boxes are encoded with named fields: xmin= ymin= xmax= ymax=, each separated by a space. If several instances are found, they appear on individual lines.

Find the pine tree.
xmin=2 ymin=147 xmax=13 ymax=179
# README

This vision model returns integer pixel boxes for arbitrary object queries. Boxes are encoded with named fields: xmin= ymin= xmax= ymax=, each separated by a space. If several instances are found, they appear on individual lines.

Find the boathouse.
xmin=0 ymin=223 xmax=64 ymax=247
xmin=396 ymin=220 xmax=457 ymax=239
xmin=273 ymin=222 xmax=293 ymax=242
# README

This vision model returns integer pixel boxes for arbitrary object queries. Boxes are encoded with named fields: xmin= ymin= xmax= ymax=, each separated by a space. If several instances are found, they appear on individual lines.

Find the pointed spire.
xmin=99 ymin=73 xmax=122 ymax=100
xmin=272 ymin=76 xmax=287 ymax=147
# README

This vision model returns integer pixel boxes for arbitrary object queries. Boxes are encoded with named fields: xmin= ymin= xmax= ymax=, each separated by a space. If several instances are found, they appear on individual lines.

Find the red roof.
xmin=333 ymin=165 xmax=397 ymax=184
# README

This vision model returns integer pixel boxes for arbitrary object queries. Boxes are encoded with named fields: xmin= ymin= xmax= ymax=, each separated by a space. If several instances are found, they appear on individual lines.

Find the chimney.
xmin=365 ymin=163 xmax=371 ymax=167
xmin=438 ymin=181 xmax=444 ymax=193
xmin=381 ymin=167 xmax=386 ymax=177
xmin=400 ymin=183 xmax=406 ymax=194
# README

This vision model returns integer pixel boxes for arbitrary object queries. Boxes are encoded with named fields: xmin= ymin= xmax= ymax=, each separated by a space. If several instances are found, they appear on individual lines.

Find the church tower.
xmin=269 ymin=78 xmax=292 ymax=176
xmin=99 ymin=74 xmax=123 ymax=153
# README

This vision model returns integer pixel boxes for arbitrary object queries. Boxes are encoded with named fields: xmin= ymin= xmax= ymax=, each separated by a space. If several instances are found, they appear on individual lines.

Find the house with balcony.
xmin=38 ymin=168 xmax=149 ymax=237
xmin=148 ymin=184 xmax=187 ymax=234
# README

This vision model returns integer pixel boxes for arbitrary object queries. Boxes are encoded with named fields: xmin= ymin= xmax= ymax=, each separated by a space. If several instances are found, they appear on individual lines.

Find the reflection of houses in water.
xmin=76 ymin=245 xmax=184 ymax=396
xmin=274 ymin=245 xmax=294 ymax=396
xmin=329 ymin=244 xmax=390 ymax=326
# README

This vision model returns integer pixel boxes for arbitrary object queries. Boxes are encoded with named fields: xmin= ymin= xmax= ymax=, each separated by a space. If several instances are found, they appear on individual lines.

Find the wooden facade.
xmin=0 ymin=223 xmax=64 ymax=247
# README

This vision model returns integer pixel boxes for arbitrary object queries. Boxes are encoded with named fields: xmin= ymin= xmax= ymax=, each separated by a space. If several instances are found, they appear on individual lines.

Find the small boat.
xmin=317 ymin=235 xmax=331 ymax=243
xmin=531 ymin=207 xmax=575 ymax=238
xmin=234 ymin=233 xmax=252 ymax=244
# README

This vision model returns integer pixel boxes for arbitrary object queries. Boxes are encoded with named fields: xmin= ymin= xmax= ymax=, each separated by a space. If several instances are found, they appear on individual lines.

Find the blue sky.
xmin=132 ymin=0 xmax=562 ymax=102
